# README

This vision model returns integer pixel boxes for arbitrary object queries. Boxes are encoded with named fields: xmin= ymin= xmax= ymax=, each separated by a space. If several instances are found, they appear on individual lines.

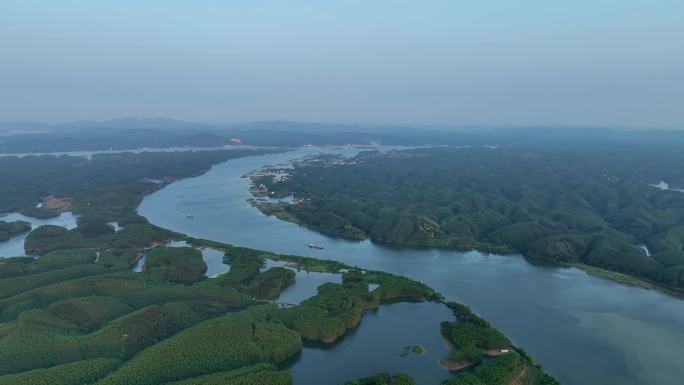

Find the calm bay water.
xmin=0 ymin=211 xmax=77 ymax=257
xmin=138 ymin=148 xmax=684 ymax=385
xmin=260 ymin=258 xmax=343 ymax=305
xmin=287 ymin=301 xmax=453 ymax=385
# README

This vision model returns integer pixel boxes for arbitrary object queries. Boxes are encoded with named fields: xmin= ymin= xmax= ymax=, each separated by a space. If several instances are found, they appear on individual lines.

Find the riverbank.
xmin=569 ymin=263 xmax=684 ymax=299
xmin=439 ymin=357 xmax=475 ymax=371
xmin=254 ymin=199 xmax=684 ymax=300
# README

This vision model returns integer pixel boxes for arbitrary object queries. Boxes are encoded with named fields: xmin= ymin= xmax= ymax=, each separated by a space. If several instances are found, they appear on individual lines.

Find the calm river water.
xmin=138 ymin=148 xmax=684 ymax=385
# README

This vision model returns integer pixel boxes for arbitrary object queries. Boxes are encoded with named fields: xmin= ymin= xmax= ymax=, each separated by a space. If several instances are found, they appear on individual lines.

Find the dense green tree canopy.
xmin=0 ymin=149 xmax=275 ymax=218
xmin=0 ymin=220 xmax=31 ymax=242
xmin=261 ymin=144 xmax=684 ymax=289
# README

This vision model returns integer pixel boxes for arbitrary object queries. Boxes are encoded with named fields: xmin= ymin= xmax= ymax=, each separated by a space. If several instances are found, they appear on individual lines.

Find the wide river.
xmin=139 ymin=148 xmax=684 ymax=385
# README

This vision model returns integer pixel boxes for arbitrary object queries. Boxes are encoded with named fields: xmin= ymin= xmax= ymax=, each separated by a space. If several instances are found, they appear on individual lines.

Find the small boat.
xmin=308 ymin=243 xmax=324 ymax=249
xmin=186 ymin=213 xmax=194 ymax=219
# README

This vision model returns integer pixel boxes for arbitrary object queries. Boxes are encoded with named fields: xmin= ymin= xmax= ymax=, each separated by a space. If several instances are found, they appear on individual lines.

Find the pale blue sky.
xmin=1 ymin=1 xmax=682 ymax=128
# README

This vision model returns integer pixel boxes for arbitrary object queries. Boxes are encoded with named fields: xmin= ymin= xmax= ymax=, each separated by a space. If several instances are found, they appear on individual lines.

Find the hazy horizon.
xmin=1 ymin=116 xmax=682 ymax=132
xmin=2 ymin=1 xmax=683 ymax=129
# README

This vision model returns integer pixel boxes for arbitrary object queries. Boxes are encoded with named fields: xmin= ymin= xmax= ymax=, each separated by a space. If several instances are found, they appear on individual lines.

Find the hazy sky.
xmin=1 ymin=1 xmax=683 ymax=128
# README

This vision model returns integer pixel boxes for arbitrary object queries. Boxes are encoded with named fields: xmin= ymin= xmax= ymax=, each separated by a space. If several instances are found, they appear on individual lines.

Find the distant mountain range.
xmin=0 ymin=118 xmax=214 ymax=133
xmin=0 ymin=117 xmax=428 ymax=135
xmin=1 ymin=118 xmax=682 ymax=154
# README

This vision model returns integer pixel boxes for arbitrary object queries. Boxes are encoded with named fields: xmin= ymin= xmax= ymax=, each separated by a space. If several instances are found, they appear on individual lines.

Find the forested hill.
xmin=0 ymin=149 xmax=276 ymax=219
xmin=260 ymin=143 xmax=684 ymax=290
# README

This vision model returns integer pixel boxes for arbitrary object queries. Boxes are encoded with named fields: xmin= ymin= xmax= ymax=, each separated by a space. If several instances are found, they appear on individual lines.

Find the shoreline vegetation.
xmin=0 ymin=148 xmax=281 ymax=220
xmin=254 ymin=197 xmax=684 ymax=298
xmin=0 ymin=150 xmax=558 ymax=384
xmin=0 ymin=220 xmax=31 ymax=242
xmin=568 ymin=263 xmax=684 ymax=298
xmin=438 ymin=303 xmax=558 ymax=385
xmin=249 ymin=146 xmax=684 ymax=297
